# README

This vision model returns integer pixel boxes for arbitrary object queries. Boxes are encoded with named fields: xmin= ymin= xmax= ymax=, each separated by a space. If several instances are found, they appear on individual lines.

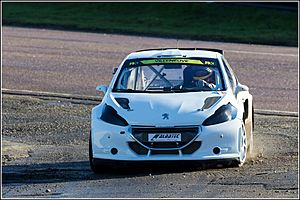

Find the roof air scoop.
xmin=156 ymin=49 xmax=182 ymax=58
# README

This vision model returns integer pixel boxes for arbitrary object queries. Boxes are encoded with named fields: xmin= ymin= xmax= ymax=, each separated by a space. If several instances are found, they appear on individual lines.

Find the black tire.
xmin=252 ymin=103 xmax=255 ymax=131
xmin=89 ymin=132 xmax=109 ymax=173
xmin=226 ymin=159 xmax=241 ymax=168
xmin=228 ymin=124 xmax=247 ymax=168
xmin=214 ymin=159 xmax=240 ymax=168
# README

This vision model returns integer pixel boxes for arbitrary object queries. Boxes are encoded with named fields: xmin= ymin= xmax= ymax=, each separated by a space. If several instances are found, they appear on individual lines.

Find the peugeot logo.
xmin=162 ymin=113 xmax=169 ymax=120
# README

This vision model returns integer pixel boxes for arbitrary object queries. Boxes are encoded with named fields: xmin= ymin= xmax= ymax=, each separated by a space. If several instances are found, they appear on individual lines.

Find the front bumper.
xmin=91 ymin=117 xmax=243 ymax=161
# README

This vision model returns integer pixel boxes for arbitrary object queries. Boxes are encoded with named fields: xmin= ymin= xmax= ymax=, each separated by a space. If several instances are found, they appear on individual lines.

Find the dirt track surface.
xmin=2 ymin=94 xmax=298 ymax=198
xmin=2 ymin=26 xmax=298 ymax=112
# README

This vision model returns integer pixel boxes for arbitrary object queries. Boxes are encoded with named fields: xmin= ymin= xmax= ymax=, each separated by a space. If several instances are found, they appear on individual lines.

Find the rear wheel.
xmin=245 ymin=104 xmax=254 ymax=158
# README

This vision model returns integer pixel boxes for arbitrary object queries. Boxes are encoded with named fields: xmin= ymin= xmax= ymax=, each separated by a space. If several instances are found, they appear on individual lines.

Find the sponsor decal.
xmin=148 ymin=133 xmax=181 ymax=142
xmin=129 ymin=59 xmax=215 ymax=66
xmin=129 ymin=61 xmax=137 ymax=66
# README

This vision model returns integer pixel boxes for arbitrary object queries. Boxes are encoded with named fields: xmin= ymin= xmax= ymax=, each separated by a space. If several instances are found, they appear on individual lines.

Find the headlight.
xmin=202 ymin=103 xmax=237 ymax=126
xmin=100 ymin=104 xmax=128 ymax=126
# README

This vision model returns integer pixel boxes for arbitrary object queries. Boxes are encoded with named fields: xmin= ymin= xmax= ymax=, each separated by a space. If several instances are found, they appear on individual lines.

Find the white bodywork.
xmin=90 ymin=49 xmax=253 ymax=165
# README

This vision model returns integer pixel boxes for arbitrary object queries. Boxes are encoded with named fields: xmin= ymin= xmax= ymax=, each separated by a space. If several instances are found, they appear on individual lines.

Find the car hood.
xmin=108 ymin=91 xmax=227 ymax=126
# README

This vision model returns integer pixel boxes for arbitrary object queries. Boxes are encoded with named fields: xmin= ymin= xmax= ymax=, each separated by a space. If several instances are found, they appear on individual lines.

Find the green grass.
xmin=3 ymin=2 xmax=298 ymax=46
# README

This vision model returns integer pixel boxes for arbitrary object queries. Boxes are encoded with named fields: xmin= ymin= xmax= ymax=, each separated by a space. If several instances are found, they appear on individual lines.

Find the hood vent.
xmin=115 ymin=98 xmax=131 ymax=110
xmin=201 ymin=96 xmax=221 ymax=110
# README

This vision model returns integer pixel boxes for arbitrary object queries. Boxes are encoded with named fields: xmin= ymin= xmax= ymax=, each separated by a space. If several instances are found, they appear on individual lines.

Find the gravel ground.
xmin=1 ymin=94 xmax=298 ymax=198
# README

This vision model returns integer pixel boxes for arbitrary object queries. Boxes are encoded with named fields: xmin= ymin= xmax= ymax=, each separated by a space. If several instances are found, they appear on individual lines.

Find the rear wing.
xmin=135 ymin=48 xmax=224 ymax=55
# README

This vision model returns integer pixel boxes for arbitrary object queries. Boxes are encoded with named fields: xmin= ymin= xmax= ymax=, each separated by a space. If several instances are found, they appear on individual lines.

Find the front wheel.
xmin=239 ymin=126 xmax=248 ymax=166
xmin=89 ymin=131 xmax=109 ymax=173
xmin=237 ymin=124 xmax=248 ymax=166
xmin=229 ymin=124 xmax=247 ymax=167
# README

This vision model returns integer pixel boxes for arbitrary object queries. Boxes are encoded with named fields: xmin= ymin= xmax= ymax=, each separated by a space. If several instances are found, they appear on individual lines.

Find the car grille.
xmin=128 ymin=126 xmax=201 ymax=155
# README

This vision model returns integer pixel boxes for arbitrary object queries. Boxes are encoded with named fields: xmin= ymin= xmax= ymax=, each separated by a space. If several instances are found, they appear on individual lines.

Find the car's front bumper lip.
xmin=91 ymin=117 xmax=243 ymax=161
xmin=92 ymin=152 xmax=240 ymax=161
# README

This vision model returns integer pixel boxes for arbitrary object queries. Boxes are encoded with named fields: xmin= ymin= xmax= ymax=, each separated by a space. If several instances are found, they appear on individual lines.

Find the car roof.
xmin=126 ymin=48 xmax=223 ymax=60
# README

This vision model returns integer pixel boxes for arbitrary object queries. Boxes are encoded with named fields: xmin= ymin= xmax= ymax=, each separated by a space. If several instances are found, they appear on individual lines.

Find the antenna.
xmin=176 ymin=39 xmax=179 ymax=48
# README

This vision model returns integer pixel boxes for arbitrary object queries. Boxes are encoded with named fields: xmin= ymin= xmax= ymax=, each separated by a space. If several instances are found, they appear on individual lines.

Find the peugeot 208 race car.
xmin=90 ymin=48 xmax=253 ymax=173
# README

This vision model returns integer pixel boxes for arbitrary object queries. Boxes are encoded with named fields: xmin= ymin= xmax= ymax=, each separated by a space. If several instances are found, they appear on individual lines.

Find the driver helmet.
xmin=193 ymin=67 xmax=214 ymax=82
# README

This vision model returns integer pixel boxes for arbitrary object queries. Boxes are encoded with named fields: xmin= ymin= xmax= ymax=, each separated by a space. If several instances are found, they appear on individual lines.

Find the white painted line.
xmin=2 ymin=88 xmax=298 ymax=117
xmin=1 ymin=88 xmax=101 ymax=101
xmin=254 ymin=109 xmax=298 ymax=117
xmin=254 ymin=109 xmax=298 ymax=115
xmin=226 ymin=50 xmax=298 ymax=57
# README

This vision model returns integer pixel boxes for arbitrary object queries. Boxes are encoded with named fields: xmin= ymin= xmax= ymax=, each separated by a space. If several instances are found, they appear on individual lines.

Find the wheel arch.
xmin=242 ymin=95 xmax=254 ymax=158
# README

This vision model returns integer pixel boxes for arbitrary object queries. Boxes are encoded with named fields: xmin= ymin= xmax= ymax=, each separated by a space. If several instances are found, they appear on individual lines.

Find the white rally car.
xmin=89 ymin=48 xmax=254 ymax=173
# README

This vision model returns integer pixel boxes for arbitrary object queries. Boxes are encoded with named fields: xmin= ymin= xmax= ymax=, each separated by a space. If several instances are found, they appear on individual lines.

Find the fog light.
xmin=111 ymin=148 xmax=118 ymax=155
xmin=213 ymin=147 xmax=221 ymax=154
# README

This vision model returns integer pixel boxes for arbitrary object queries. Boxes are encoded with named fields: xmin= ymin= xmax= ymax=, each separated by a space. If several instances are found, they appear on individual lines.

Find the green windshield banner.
xmin=129 ymin=58 xmax=215 ymax=66
xmin=141 ymin=58 xmax=204 ymax=65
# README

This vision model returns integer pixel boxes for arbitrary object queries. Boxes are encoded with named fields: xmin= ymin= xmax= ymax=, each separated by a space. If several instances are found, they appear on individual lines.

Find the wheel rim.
xmin=240 ymin=125 xmax=247 ymax=164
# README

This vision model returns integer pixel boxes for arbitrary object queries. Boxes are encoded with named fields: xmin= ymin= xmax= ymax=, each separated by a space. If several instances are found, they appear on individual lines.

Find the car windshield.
xmin=113 ymin=58 xmax=224 ymax=93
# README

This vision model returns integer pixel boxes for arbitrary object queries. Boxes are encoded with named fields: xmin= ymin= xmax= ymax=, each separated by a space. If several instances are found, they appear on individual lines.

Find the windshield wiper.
xmin=114 ymin=88 xmax=212 ymax=93
xmin=114 ymin=89 xmax=137 ymax=93
xmin=170 ymin=87 xmax=213 ymax=92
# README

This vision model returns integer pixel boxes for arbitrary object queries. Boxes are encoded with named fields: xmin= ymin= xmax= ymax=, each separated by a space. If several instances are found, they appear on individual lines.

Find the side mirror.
xmin=113 ymin=67 xmax=118 ymax=75
xmin=96 ymin=85 xmax=108 ymax=94
xmin=236 ymin=83 xmax=249 ymax=93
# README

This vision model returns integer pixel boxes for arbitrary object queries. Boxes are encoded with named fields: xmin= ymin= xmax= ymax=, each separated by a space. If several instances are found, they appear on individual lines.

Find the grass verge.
xmin=3 ymin=2 xmax=298 ymax=46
